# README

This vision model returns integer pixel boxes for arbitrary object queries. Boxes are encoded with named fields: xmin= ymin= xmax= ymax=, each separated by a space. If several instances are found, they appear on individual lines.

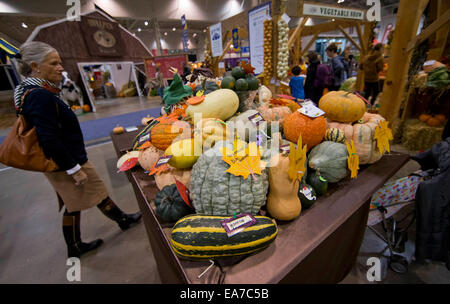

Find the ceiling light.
xmin=164 ymin=32 xmax=168 ymax=36
xmin=172 ymin=27 xmax=176 ymax=31
xmin=203 ymin=29 xmax=207 ymax=33
xmin=337 ymin=0 xmax=345 ymax=3
xmin=193 ymin=33 xmax=197 ymax=37
xmin=21 ymin=22 xmax=28 ymax=28
xmin=144 ymin=21 xmax=148 ymax=26
xmin=138 ymin=28 xmax=142 ymax=32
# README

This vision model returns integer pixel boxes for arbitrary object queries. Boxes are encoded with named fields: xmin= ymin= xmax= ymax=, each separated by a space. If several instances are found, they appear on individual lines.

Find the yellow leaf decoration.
xmin=288 ymin=134 xmax=308 ymax=182
xmin=374 ymin=120 xmax=393 ymax=154
xmin=346 ymin=140 xmax=359 ymax=179
xmin=222 ymin=142 xmax=262 ymax=179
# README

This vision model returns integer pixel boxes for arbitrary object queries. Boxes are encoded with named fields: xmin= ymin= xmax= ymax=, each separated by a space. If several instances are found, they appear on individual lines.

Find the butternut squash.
xmin=266 ymin=153 xmax=301 ymax=221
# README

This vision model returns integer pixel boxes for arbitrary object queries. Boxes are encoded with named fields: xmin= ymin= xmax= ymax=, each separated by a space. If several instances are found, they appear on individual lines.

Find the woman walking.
xmin=13 ymin=41 xmax=141 ymax=258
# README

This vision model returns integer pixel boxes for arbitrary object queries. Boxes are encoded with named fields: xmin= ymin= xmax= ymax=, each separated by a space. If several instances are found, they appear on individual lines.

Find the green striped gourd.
xmin=324 ymin=128 xmax=346 ymax=144
xmin=170 ymin=215 xmax=278 ymax=259
xmin=190 ymin=141 xmax=269 ymax=216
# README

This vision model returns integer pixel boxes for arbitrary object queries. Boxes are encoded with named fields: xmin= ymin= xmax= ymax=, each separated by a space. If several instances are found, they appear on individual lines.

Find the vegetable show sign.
xmin=248 ymin=2 xmax=271 ymax=75
xmin=303 ymin=2 xmax=365 ymax=20
xmin=144 ymin=54 xmax=187 ymax=79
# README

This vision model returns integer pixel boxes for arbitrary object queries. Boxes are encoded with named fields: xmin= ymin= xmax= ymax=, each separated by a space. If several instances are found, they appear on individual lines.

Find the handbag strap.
xmin=20 ymin=87 xmax=60 ymax=119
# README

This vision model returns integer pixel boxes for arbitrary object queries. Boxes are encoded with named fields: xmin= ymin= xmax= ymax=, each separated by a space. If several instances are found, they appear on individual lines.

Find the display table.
xmin=111 ymin=129 xmax=410 ymax=284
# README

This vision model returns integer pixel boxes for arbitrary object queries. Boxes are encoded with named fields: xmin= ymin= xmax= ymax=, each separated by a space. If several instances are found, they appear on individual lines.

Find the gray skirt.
xmin=44 ymin=161 xmax=109 ymax=212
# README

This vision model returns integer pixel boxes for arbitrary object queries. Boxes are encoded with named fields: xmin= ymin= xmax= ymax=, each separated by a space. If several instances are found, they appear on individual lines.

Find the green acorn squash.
xmin=306 ymin=170 xmax=328 ymax=197
xmin=308 ymin=141 xmax=348 ymax=183
xmin=154 ymin=184 xmax=193 ymax=222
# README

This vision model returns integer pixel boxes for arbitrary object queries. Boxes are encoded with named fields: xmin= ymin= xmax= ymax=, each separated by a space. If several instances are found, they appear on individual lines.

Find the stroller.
xmin=368 ymin=138 xmax=450 ymax=274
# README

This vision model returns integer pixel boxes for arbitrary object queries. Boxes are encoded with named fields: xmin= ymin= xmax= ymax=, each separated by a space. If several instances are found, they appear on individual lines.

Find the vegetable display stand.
xmin=111 ymin=130 xmax=410 ymax=284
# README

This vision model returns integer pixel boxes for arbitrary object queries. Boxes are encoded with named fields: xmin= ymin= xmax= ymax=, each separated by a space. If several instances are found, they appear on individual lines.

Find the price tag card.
xmin=248 ymin=112 xmax=265 ymax=126
xmin=126 ymin=126 xmax=138 ymax=132
xmin=221 ymin=213 xmax=257 ymax=237
xmin=138 ymin=133 xmax=150 ymax=144
xmin=280 ymin=144 xmax=290 ymax=153
xmin=298 ymin=101 xmax=325 ymax=118
xmin=275 ymin=80 xmax=281 ymax=86
xmin=270 ymin=77 xmax=276 ymax=84
xmin=281 ymin=13 xmax=291 ymax=24
xmin=155 ymin=155 xmax=172 ymax=167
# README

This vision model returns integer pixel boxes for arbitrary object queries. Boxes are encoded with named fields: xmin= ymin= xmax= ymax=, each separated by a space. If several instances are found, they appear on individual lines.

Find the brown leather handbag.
xmin=0 ymin=89 xmax=59 ymax=172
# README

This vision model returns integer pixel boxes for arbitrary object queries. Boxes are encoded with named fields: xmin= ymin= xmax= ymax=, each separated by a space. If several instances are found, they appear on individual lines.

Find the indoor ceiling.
xmin=0 ymin=0 xmax=400 ymax=46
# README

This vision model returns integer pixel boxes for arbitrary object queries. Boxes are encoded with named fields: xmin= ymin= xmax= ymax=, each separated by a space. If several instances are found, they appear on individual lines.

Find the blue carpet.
xmin=0 ymin=107 xmax=162 ymax=145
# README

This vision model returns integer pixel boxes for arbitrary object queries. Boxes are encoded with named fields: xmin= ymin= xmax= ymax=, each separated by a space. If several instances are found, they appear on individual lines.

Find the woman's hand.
xmin=71 ymin=169 xmax=88 ymax=186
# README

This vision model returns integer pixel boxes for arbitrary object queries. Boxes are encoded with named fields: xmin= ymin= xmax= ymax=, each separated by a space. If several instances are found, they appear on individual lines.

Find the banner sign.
xmin=80 ymin=16 xmax=125 ymax=57
xmin=209 ymin=22 xmax=223 ymax=57
xmin=303 ymin=3 xmax=365 ymax=20
xmin=248 ymin=2 xmax=271 ymax=75
xmin=232 ymin=28 xmax=240 ymax=52
xmin=181 ymin=15 xmax=188 ymax=52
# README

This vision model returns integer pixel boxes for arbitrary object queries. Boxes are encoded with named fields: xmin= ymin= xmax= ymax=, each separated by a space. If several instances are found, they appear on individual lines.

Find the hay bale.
xmin=402 ymin=119 xmax=444 ymax=151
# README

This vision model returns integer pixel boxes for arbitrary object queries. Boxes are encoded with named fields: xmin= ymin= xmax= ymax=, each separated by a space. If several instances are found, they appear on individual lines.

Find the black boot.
xmin=62 ymin=210 xmax=103 ymax=258
xmin=97 ymin=197 xmax=142 ymax=231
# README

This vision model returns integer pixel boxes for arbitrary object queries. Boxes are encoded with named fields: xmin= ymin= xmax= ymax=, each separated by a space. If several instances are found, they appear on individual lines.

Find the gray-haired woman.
xmin=12 ymin=41 xmax=141 ymax=258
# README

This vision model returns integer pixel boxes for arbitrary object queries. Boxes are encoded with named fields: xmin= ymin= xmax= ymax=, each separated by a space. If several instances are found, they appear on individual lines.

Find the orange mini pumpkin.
xmin=426 ymin=117 xmax=441 ymax=127
xmin=283 ymin=112 xmax=327 ymax=150
xmin=419 ymin=114 xmax=432 ymax=123
xmin=82 ymin=104 xmax=91 ymax=112
xmin=435 ymin=114 xmax=446 ymax=123
xmin=150 ymin=120 xmax=192 ymax=150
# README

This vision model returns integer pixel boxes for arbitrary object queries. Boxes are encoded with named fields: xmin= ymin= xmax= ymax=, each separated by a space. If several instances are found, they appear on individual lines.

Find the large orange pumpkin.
xmin=257 ymin=105 xmax=292 ymax=125
xmin=319 ymin=91 xmax=366 ymax=123
xmin=327 ymin=112 xmax=385 ymax=165
xmin=283 ymin=112 xmax=327 ymax=149
xmin=150 ymin=120 xmax=192 ymax=150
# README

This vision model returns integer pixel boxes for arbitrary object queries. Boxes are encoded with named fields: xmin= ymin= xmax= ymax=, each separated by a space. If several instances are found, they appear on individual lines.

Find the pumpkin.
xmin=419 ymin=114 xmax=432 ymax=123
xmin=154 ymin=166 xmax=191 ymax=190
xmin=141 ymin=115 xmax=154 ymax=125
xmin=82 ymin=104 xmax=91 ymax=112
xmin=435 ymin=114 xmax=447 ymax=123
xmin=319 ymin=91 xmax=366 ymax=123
xmin=257 ymin=104 xmax=291 ymax=125
xmin=185 ymin=89 xmax=239 ymax=121
xmin=327 ymin=112 xmax=386 ymax=165
xmin=189 ymin=141 xmax=269 ymax=216
xmin=170 ymin=215 xmax=277 ymax=259
xmin=298 ymin=183 xmax=317 ymax=210
xmin=306 ymin=170 xmax=328 ymax=197
xmin=269 ymin=98 xmax=300 ymax=113
xmin=150 ymin=120 xmax=192 ymax=151
xmin=426 ymin=117 xmax=441 ymax=127
xmin=227 ymin=110 xmax=269 ymax=143
xmin=154 ymin=184 xmax=193 ymax=222
xmin=266 ymin=153 xmax=301 ymax=221
xmin=193 ymin=118 xmax=232 ymax=150
xmin=308 ymin=141 xmax=348 ymax=183
xmin=283 ymin=112 xmax=327 ymax=150
xmin=324 ymin=128 xmax=346 ymax=143
xmin=138 ymin=145 xmax=163 ymax=171
xmin=165 ymin=138 xmax=200 ymax=169
xmin=113 ymin=125 xmax=125 ymax=134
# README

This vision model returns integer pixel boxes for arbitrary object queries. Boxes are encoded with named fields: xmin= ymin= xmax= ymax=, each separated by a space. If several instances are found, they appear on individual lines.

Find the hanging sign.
xmin=248 ymin=2 xmax=271 ymax=75
xmin=232 ymin=28 xmax=240 ymax=52
xmin=210 ymin=22 xmax=223 ymax=57
xmin=303 ymin=3 xmax=365 ymax=20
xmin=181 ymin=15 xmax=189 ymax=52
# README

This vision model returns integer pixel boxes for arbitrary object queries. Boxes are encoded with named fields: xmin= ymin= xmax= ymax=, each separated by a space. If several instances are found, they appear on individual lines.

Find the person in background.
xmin=304 ymin=51 xmax=324 ymax=104
xmin=13 ymin=41 xmax=141 ymax=258
xmin=326 ymin=43 xmax=346 ymax=91
xmin=155 ymin=67 xmax=165 ymax=104
xmin=359 ymin=43 xmax=384 ymax=107
xmin=289 ymin=65 xmax=305 ymax=100
xmin=348 ymin=54 xmax=358 ymax=77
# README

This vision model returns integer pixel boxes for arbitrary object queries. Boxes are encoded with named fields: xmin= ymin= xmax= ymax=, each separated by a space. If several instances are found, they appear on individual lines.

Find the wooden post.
xmin=301 ymin=32 xmax=319 ymax=57
xmin=427 ymin=0 xmax=450 ymax=60
xmin=355 ymin=22 xmax=374 ymax=91
xmin=355 ymin=22 xmax=366 ymax=54
xmin=379 ymin=0 xmax=430 ymax=132
xmin=338 ymin=25 xmax=362 ymax=52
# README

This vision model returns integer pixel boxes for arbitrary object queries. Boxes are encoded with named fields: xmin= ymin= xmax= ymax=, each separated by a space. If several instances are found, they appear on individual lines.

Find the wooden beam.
xmin=301 ymin=20 xmax=362 ymax=37
xmin=338 ymin=25 xmax=362 ymax=52
xmin=288 ymin=17 xmax=309 ymax=48
xmin=218 ymin=40 xmax=233 ymax=62
xmin=428 ymin=0 xmax=450 ymax=59
xmin=379 ymin=0 xmax=430 ymax=133
xmin=406 ymin=8 xmax=450 ymax=52
xmin=355 ymin=22 xmax=366 ymax=54
xmin=355 ymin=22 xmax=375 ymax=91
xmin=301 ymin=32 xmax=319 ymax=57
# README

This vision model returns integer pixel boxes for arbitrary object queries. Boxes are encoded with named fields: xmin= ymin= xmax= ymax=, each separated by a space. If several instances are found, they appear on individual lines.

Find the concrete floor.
xmin=0 ymin=96 xmax=449 ymax=284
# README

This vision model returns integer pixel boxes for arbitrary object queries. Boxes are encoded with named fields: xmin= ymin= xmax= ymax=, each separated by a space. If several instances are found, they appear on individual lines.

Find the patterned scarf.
xmin=14 ymin=77 xmax=61 ymax=114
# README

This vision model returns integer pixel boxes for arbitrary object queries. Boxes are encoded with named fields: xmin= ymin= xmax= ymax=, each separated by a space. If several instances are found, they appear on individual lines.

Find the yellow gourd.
xmin=266 ymin=153 xmax=301 ymax=221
